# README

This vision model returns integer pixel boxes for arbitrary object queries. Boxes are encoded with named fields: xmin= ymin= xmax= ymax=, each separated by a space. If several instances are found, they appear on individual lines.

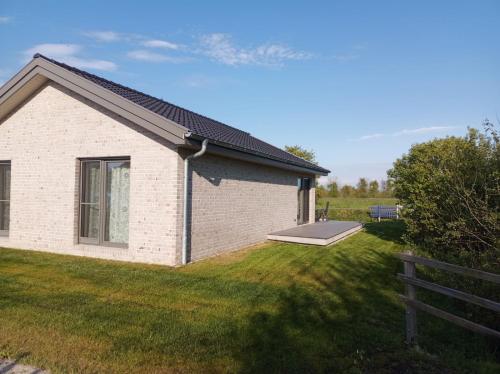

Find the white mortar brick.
xmin=0 ymin=82 xmax=180 ymax=265
xmin=188 ymin=154 xmax=315 ymax=262
xmin=0 ymin=81 xmax=318 ymax=266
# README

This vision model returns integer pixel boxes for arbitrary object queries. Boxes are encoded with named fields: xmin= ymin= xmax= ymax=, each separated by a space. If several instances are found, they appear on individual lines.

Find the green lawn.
xmin=317 ymin=197 xmax=399 ymax=222
xmin=318 ymin=197 xmax=398 ymax=209
xmin=1 ymin=222 xmax=498 ymax=373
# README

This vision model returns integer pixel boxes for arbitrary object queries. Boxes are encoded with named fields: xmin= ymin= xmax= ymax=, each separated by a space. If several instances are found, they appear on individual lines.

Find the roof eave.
xmin=0 ymin=56 xmax=330 ymax=176
xmin=185 ymin=134 xmax=330 ymax=176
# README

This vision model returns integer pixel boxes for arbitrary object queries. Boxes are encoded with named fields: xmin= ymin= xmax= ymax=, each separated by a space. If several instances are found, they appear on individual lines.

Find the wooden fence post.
xmin=397 ymin=252 xmax=500 ymax=343
xmin=404 ymin=250 xmax=417 ymax=345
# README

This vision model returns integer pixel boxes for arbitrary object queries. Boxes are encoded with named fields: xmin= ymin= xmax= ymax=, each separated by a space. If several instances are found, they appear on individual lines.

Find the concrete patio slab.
xmin=267 ymin=220 xmax=363 ymax=246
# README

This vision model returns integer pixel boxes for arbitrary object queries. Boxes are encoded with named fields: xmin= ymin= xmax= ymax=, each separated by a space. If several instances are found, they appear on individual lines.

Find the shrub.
xmin=389 ymin=123 xmax=499 ymax=331
xmin=389 ymin=123 xmax=499 ymax=271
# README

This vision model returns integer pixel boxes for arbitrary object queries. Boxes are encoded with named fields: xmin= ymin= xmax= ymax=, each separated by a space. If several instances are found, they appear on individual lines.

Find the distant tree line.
xmin=316 ymin=177 xmax=394 ymax=199
xmin=283 ymin=145 xmax=394 ymax=199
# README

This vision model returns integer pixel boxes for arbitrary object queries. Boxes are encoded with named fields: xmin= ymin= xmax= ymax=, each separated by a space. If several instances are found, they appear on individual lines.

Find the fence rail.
xmin=396 ymin=251 xmax=500 ymax=345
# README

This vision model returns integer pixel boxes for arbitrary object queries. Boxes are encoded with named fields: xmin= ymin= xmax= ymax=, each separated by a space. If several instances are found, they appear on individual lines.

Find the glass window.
xmin=79 ymin=159 xmax=130 ymax=246
xmin=104 ymin=161 xmax=130 ymax=244
xmin=0 ymin=162 xmax=11 ymax=235
xmin=80 ymin=161 xmax=100 ymax=240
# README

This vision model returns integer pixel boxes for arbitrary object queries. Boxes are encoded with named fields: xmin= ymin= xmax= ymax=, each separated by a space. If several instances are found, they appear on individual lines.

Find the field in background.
xmin=318 ymin=197 xmax=398 ymax=209
xmin=1 ymin=222 xmax=498 ymax=373
xmin=317 ymin=197 xmax=398 ymax=222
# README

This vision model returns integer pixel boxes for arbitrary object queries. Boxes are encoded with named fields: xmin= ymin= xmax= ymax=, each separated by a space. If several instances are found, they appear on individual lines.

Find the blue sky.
xmin=1 ymin=0 xmax=499 ymax=185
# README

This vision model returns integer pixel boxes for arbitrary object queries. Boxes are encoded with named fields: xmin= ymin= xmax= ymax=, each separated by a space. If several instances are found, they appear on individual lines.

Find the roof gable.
xmin=0 ymin=54 xmax=329 ymax=175
xmin=0 ymin=57 xmax=187 ymax=145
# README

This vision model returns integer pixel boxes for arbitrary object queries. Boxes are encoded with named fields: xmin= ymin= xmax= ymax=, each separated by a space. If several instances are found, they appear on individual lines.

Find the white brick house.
xmin=0 ymin=55 xmax=329 ymax=266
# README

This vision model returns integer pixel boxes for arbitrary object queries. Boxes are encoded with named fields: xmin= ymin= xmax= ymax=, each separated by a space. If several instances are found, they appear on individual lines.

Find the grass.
xmin=317 ymin=197 xmax=399 ymax=222
xmin=318 ymin=197 xmax=398 ymax=209
xmin=1 ymin=222 xmax=498 ymax=373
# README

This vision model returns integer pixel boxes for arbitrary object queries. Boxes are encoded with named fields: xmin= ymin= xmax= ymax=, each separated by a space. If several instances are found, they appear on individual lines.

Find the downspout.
xmin=182 ymin=138 xmax=209 ymax=265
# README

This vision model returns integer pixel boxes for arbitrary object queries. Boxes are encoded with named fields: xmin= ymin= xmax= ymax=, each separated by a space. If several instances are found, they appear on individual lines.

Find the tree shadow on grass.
xmin=363 ymin=221 xmax=406 ymax=245
xmin=233 ymin=245 xmax=450 ymax=373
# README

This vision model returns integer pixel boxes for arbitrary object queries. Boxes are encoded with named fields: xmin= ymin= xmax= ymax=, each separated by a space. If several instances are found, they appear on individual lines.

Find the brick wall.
xmin=0 ymin=80 xmax=319 ymax=266
xmin=187 ymin=154 xmax=314 ymax=262
xmin=0 ymin=82 xmax=180 ymax=265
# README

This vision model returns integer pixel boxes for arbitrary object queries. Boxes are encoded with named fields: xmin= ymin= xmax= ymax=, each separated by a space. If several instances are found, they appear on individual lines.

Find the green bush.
xmin=389 ymin=123 xmax=499 ymax=271
xmin=389 ymin=123 xmax=500 ymax=332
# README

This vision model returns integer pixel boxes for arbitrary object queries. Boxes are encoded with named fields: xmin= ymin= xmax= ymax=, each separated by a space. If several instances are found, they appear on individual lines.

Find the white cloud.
xmin=357 ymin=133 xmax=384 ymax=141
xmin=393 ymin=126 xmax=457 ymax=136
xmin=353 ymin=126 xmax=459 ymax=141
xmin=0 ymin=16 xmax=11 ymax=24
xmin=83 ymin=32 xmax=181 ymax=50
xmin=83 ymin=31 xmax=122 ymax=42
xmin=127 ymin=49 xmax=190 ymax=63
xmin=24 ymin=43 xmax=117 ymax=71
xmin=142 ymin=39 xmax=179 ymax=50
xmin=78 ymin=31 xmax=312 ymax=68
xmin=59 ymin=56 xmax=117 ymax=71
xmin=199 ymin=33 xmax=312 ymax=67
xmin=25 ymin=43 xmax=82 ymax=58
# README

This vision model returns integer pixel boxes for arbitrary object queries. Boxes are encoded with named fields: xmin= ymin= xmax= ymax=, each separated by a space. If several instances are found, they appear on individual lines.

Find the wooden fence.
xmin=396 ymin=251 xmax=500 ymax=345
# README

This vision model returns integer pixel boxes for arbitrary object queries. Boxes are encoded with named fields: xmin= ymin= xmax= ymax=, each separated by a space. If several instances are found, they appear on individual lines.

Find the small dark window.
xmin=0 ymin=161 xmax=11 ymax=236
xmin=297 ymin=177 xmax=311 ymax=225
xmin=79 ymin=159 xmax=130 ymax=247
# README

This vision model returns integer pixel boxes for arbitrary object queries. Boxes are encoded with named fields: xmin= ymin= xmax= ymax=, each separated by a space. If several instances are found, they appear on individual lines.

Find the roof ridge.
xmin=34 ymin=53 xmax=250 ymax=136
xmin=30 ymin=53 xmax=328 ymax=174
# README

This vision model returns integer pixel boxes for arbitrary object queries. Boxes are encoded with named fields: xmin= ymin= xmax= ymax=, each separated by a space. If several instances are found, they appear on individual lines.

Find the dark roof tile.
xmin=35 ymin=54 xmax=328 ymax=174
